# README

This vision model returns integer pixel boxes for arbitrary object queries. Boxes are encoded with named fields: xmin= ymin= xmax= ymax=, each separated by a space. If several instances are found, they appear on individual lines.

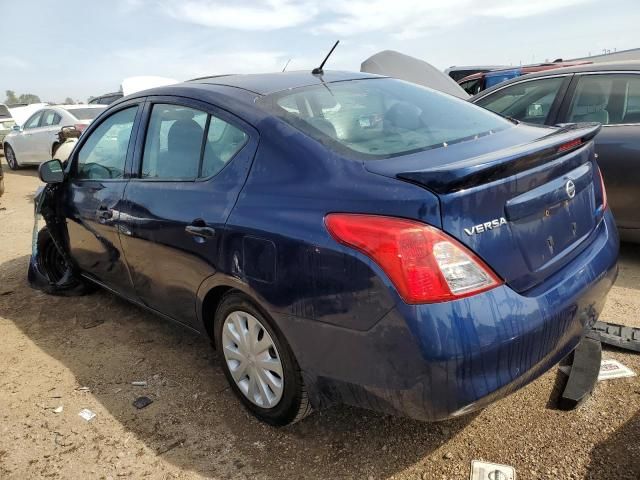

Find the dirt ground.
xmin=0 ymin=162 xmax=638 ymax=480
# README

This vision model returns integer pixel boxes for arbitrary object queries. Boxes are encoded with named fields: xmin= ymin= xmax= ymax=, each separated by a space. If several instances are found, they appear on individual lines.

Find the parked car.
xmin=3 ymin=104 xmax=106 ymax=169
xmin=30 ymin=71 xmax=617 ymax=426
xmin=458 ymin=61 xmax=591 ymax=95
xmin=470 ymin=61 xmax=640 ymax=243
xmin=0 ymin=104 xmax=16 ymax=152
xmin=89 ymin=92 xmax=123 ymax=105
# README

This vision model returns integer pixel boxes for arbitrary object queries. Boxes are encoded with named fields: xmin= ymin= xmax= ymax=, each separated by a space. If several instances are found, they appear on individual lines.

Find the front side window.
xmin=259 ymin=78 xmax=511 ymax=160
xmin=475 ymin=77 xmax=565 ymax=125
xmin=142 ymin=103 xmax=248 ymax=180
xmin=76 ymin=106 xmax=137 ymax=180
xmin=24 ymin=112 xmax=43 ymax=129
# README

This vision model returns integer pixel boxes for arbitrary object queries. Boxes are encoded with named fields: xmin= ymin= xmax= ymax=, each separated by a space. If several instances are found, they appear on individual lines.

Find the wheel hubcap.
xmin=6 ymin=147 xmax=15 ymax=167
xmin=222 ymin=311 xmax=284 ymax=408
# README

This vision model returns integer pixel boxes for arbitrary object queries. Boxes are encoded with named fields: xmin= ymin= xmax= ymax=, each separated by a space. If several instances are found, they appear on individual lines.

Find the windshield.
xmin=67 ymin=107 xmax=106 ymax=121
xmin=259 ymin=78 xmax=512 ymax=160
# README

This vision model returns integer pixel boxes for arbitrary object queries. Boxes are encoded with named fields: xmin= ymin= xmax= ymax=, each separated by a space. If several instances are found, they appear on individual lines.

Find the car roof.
xmin=471 ymin=61 xmax=640 ymax=101
xmin=188 ymin=70 xmax=383 ymax=95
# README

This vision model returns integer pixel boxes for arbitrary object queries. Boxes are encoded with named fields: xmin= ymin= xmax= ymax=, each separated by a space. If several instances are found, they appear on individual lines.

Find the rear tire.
xmin=4 ymin=144 xmax=19 ymax=170
xmin=214 ymin=292 xmax=312 ymax=426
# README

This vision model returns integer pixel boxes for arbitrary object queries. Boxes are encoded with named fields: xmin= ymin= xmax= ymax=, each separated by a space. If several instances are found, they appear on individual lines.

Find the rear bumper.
xmin=283 ymin=212 xmax=619 ymax=420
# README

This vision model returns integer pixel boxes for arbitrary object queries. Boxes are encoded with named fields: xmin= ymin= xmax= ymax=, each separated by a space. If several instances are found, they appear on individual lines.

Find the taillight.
xmin=74 ymin=123 xmax=87 ymax=133
xmin=324 ymin=214 xmax=502 ymax=304
xmin=597 ymin=166 xmax=607 ymax=210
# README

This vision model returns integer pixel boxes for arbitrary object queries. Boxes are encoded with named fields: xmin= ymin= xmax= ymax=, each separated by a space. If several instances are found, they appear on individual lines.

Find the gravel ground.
xmin=0 ymin=162 xmax=638 ymax=480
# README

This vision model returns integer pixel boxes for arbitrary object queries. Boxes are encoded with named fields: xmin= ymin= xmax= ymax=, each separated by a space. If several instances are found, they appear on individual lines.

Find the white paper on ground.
xmin=470 ymin=460 xmax=516 ymax=480
xmin=78 ymin=408 xmax=96 ymax=422
xmin=559 ymin=359 xmax=636 ymax=381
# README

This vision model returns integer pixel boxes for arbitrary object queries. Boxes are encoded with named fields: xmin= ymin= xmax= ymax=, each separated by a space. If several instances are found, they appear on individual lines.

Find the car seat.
xmin=156 ymin=119 xmax=203 ymax=179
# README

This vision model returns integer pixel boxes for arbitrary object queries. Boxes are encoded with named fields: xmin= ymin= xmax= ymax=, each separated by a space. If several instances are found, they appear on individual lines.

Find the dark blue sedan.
xmin=30 ymin=71 xmax=618 ymax=426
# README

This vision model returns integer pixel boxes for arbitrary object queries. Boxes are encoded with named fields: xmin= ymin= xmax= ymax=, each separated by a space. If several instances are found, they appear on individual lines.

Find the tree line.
xmin=4 ymin=90 xmax=77 ymax=105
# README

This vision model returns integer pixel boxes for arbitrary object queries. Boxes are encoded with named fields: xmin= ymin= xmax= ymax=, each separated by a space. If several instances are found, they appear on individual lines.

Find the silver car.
xmin=3 ymin=105 xmax=105 ymax=169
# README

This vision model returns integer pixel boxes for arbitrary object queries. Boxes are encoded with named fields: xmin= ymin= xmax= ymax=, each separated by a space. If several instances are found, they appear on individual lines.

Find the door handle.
xmin=185 ymin=225 xmax=216 ymax=238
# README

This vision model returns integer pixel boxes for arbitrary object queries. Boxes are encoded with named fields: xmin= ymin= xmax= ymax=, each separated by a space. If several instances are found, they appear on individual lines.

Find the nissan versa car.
xmin=470 ymin=61 xmax=640 ymax=243
xmin=30 ymin=71 xmax=618 ymax=426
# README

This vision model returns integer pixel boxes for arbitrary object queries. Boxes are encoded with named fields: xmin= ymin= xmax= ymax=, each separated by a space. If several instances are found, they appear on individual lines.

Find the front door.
xmin=118 ymin=98 xmax=257 ymax=327
xmin=61 ymin=102 xmax=142 ymax=297
xmin=18 ymin=111 xmax=44 ymax=162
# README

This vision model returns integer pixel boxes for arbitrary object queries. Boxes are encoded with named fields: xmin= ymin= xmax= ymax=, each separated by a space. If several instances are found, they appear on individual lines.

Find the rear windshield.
xmin=66 ymin=107 xmax=105 ymax=121
xmin=259 ymin=78 xmax=512 ymax=160
xmin=0 ymin=105 xmax=11 ymax=118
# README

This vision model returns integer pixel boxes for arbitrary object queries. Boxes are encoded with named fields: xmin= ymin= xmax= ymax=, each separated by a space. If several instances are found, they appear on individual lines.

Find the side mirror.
xmin=39 ymin=159 xmax=64 ymax=184
xmin=12 ymin=125 xmax=20 ymax=131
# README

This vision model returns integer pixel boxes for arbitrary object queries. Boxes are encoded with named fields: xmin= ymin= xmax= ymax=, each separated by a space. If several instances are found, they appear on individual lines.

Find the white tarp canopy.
xmin=8 ymin=103 xmax=49 ymax=126
xmin=120 ymin=76 xmax=179 ymax=96
xmin=361 ymin=50 xmax=469 ymax=100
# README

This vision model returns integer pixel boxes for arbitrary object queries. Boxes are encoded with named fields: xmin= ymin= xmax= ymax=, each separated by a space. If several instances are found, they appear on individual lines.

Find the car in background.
xmin=3 ymin=104 xmax=106 ymax=169
xmin=30 ymin=71 xmax=617 ymax=426
xmin=444 ymin=65 xmax=508 ymax=82
xmin=0 ymin=104 xmax=16 ymax=152
xmin=89 ymin=92 xmax=124 ymax=105
xmin=459 ymin=61 xmax=591 ymax=95
xmin=470 ymin=61 xmax=640 ymax=243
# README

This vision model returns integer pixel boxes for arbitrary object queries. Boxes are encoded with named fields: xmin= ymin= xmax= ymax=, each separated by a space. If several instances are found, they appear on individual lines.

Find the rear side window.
xmin=142 ymin=103 xmax=248 ymax=180
xmin=42 ymin=111 xmax=61 ymax=127
xmin=76 ymin=107 xmax=137 ymax=180
xmin=568 ymin=74 xmax=640 ymax=125
xmin=260 ymin=78 xmax=511 ymax=159
xmin=475 ymin=77 xmax=565 ymax=125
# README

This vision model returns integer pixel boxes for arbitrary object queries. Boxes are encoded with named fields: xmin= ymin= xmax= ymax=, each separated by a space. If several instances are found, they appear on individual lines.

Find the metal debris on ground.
xmin=131 ymin=381 xmax=147 ymax=387
xmin=133 ymin=396 xmax=153 ymax=409
xmin=590 ymin=320 xmax=640 ymax=352
xmin=75 ymin=386 xmax=90 ymax=392
xmin=470 ymin=460 xmax=516 ymax=480
xmin=78 ymin=408 xmax=96 ymax=421
xmin=52 ymin=405 xmax=63 ymax=414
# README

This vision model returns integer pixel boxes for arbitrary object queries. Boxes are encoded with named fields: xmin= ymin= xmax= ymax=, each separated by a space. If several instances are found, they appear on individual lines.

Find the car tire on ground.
xmin=36 ymin=227 xmax=95 ymax=295
xmin=214 ymin=291 xmax=312 ymax=426
xmin=4 ymin=144 xmax=19 ymax=170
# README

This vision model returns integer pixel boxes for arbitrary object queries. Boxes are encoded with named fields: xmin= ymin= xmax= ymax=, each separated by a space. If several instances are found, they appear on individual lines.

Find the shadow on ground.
xmin=0 ymin=254 xmax=472 ymax=479
xmin=585 ymin=410 xmax=640 ymax=479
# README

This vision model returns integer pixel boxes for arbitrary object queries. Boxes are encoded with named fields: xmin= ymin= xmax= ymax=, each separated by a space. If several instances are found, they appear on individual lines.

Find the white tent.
xmin=361 ymin=50 xmax=469 ymax=100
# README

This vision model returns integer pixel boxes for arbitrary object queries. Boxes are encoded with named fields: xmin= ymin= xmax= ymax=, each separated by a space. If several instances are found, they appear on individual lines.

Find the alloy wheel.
xmin=221 ymin=310 xmax=284 ymax=408
xmin=4 ymin=145 xmax=17 ymax=170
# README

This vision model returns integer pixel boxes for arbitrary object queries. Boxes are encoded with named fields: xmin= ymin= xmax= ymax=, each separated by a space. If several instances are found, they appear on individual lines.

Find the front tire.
xmin=4 ymin=144 xmax=19 ymax=170
xmin=214 ymin=292 xmax=312 ymax=426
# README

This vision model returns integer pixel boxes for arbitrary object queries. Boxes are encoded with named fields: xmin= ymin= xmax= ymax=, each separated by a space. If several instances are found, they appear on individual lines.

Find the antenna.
xmin=312 ymin=40 xmax=339 ymax=75
xmin=282 ymin=58 xmax=291 ymax=72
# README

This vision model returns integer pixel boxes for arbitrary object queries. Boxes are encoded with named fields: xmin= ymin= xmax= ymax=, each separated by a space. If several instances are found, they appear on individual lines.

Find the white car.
xmin=3 ymin=105 xmax=106 ymax=169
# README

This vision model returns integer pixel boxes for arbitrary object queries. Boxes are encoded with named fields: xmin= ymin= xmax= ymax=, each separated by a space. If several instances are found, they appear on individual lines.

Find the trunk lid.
xmin=365 ymin=123 xmax=604 ymax=293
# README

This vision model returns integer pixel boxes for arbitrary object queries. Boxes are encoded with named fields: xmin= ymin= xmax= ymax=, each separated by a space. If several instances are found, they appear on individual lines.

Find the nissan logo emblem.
xmin=565 ymin=180 xmax=576 ymax=199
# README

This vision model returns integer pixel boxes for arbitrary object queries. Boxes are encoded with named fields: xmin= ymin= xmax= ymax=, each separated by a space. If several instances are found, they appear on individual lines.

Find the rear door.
xmin=34 ymin=109 xmax=62 ymax=161
xmin=61 ymin=100 xmax=143 ymax=297
xmin=557 ymin=72 xmax=640 ymax=234
xmin=118 ymin=96 xmax=258 ymax=328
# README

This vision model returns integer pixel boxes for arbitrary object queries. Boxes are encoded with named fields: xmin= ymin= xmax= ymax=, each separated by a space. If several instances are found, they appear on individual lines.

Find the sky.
xmin=1 ymin=0 xmax=639 ymax=103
